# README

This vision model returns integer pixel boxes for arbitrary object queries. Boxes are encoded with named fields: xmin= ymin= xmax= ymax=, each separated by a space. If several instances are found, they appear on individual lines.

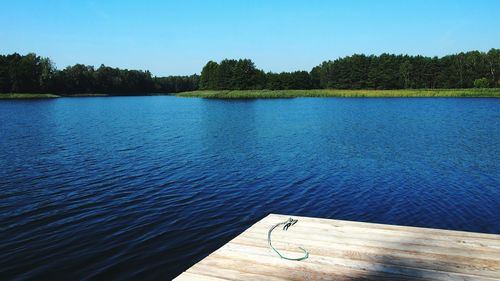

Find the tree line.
xmin=0 ymin=53 xmax=199 ymax=95
xmin=1 ymin=49 xmax=499 ymax=95
xmin=201 ymin=49 xmax=500 ymax=90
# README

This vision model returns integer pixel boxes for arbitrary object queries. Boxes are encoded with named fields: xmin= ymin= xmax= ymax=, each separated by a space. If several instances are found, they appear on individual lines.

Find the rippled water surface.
xmin=0 ymin=97 xmax=499 ymax=280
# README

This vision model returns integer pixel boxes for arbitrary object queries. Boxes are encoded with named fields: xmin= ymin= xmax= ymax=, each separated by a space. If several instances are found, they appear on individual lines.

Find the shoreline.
xmin=176 ymin=89 xmax=500 ymax=99
xmin=0 ymin=93 xmax=60 ymax=99
xmin=2 ymin=89 xmax=500 ymax=99
xmin=0 ymin=93 xmax=174 ymax=99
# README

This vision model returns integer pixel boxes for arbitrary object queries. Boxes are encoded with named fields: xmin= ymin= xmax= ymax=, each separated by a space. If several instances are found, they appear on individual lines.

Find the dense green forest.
xmin=0 ymin=49 xmax=499 ymax=95
xmin=0 ymin=53 xmax=199 ymax=95
xmin=200 ymin=49 xmax=500 ymax=90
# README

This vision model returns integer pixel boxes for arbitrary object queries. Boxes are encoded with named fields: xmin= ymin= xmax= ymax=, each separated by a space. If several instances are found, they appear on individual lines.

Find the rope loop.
xmin=267 ymin=217 xmax=309 ymax=261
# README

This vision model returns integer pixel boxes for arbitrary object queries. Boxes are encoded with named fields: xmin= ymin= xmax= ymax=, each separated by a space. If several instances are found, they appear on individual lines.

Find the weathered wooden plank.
xmin=214 ymin=243 xmax=497 ymax=281
xmin=173 ymin=272 xmax=228 ymax=281
xmin=195 ymin=253 xmax=425 ymax=281
xmin=229 ymin=238 xmax=500 ymax=279
xmin=249 ymin=219 xmax=500 ymax=250
xmin=173 ymin=214 xmax=500 ymax=281
xmin=256 ymin=214 xmax=500 ymax=248
xmin=190 ymin=263 xmax=289 ymax=281
xmin=239 ymin=227 xmax=500 ymax=259
xmin=268 ymin=214 xmax=500 ymax=240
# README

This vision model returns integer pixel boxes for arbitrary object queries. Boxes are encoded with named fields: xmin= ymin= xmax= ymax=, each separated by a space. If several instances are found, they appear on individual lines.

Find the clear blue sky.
xmin=1 ymin=0 xmax=499 ymax=76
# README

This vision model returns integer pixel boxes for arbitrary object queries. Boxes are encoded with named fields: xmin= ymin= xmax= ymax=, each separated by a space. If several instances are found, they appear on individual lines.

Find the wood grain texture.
xmin=173 ymin=214 xmax=500 ymax=281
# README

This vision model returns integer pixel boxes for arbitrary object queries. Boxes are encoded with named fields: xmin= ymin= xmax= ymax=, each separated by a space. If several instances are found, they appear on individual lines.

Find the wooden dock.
xmin=174 ymin=214 xmax=500 ymax=281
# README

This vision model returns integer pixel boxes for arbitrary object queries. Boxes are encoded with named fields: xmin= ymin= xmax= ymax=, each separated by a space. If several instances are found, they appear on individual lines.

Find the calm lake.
xmin=1 ymin=96 xmax=499 ymax=280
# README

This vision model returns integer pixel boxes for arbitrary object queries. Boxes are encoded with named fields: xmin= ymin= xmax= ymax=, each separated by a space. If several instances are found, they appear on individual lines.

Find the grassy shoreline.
xmin=0 ymin=93 xmax=60 ymax=99
xmin=64 ymin=93 xmax=109 ymax=97
xmin=0 ymin=93 xmax=161 ymax=99
xmin=2 ymin=89 xmax=500 ymax=99
xmin=177 ymin=89 xmax=500 ymax=99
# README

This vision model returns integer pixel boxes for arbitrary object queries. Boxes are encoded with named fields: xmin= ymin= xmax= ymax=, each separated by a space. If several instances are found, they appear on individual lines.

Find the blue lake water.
xmin=0 ymin=96 xmax=499 ymax=280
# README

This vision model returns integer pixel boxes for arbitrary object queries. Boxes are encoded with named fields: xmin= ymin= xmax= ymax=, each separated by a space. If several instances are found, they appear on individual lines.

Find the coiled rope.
xmin=267 ymin=217 xmax=309 ymax=261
